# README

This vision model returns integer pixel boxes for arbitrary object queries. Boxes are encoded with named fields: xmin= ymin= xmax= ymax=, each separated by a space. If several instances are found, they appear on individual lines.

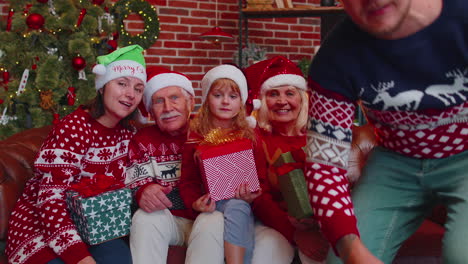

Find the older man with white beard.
xmin=126 ymin=66 xmax=224 ymax=264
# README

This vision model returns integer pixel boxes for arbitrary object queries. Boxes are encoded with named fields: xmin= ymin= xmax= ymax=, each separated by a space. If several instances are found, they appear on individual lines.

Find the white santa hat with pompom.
xmin=200 ymin=64 xmax=257 ymax=127
xmin=92 ymin=44 xmax=147 ymax=90
xmin=138 ymin=66 xmax=194 ymax=124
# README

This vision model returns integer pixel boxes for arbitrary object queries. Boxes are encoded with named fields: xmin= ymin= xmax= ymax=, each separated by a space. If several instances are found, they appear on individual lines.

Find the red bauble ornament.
xmin=37 ymin=0 xmax=48 ymax=3
xmin=92 ymin=0 xmax=105 ymax=5
xmin=72 ymin=56 xmax=86 ymax=71
xmin=26 ymin=13 xmax=45 ymax=30
xmin=107 ymin=39 xmax=118 ymax=51
xmin=0 ymin=99 xmax=3 ymax=104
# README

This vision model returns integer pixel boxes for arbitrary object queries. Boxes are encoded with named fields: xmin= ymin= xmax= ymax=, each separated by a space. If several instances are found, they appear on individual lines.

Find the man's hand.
xmin=234 ymin=183 xmax=262 ymax=203
xmin=337 ymin=234 xmax=383 ymax=264
xmin=192 ymin=194 xmax=216 ymax=213
xmin=138 ymin=183 xmax=173 ymax=213
xmin=77 ymin=256 xmax=96 ymax=264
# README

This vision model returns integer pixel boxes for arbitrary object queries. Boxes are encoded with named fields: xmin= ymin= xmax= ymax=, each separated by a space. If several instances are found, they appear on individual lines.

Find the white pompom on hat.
xmin=201 ymin=64 xmax=248 ymax=104
xmin=92 ymin=44 xmax=147 ymax=90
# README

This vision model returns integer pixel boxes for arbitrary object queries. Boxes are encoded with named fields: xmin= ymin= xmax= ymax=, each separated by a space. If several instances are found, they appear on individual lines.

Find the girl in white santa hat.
xmin=245 ymin=55 xmax=330 ymax=264
xmin=179 ymin=64 xmax=265 ymax=264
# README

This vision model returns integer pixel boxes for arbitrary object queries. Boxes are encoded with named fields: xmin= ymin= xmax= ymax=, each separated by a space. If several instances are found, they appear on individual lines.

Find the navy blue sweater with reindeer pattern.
xmin=303 ymin=0 xmax=467 ymax=250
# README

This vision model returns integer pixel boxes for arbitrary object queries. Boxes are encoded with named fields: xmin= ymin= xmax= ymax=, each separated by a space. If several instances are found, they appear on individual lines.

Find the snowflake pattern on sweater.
xmin=6 ymin=107 xmax=135 ymax=264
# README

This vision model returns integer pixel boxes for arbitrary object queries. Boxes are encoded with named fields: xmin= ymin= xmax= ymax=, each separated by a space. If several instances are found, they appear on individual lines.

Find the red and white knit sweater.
xmin=6 ymin=107 xmax=135 ymax=264
xmin=125 ymin=125 xmax=196 ymax=219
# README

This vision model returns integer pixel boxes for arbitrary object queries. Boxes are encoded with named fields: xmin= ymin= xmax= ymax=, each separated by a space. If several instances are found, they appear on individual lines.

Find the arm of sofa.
xmin=0 ymin=126 xmax=52 ymax=242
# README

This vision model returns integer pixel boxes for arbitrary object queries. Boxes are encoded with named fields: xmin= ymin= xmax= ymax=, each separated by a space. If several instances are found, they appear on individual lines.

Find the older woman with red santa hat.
xmin=245 ymin=56 xmax=329 ymax=264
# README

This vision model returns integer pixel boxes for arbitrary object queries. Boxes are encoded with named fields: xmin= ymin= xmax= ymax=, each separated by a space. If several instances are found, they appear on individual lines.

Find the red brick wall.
xmin=0 ymin=0 xmax=322 ymax=106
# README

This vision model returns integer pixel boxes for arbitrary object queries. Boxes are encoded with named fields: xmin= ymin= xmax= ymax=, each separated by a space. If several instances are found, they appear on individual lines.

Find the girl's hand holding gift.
xmin=193 ymin=193 xmax=216 ymax=213
xmin=235 ymin=182 xmax=262 ymax=203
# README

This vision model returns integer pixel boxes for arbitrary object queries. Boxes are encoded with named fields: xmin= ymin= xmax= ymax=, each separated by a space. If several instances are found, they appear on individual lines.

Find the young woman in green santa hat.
xmin=6 ymin=45 xmax=147 ymax=264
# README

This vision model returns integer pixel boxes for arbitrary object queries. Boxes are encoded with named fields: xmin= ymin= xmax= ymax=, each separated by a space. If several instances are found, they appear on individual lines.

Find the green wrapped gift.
xmin=273 ymin=151 xmax=295 ymax=168
xmin=66 ymin=188 xmax=132 ymax=245
xmin=278 ymin=169 xmax=313 ymax=219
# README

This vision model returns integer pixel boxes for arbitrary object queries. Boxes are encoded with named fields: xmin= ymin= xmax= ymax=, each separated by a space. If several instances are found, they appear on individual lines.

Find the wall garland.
xmin=112 ymin=0 xmax=160 ymax=49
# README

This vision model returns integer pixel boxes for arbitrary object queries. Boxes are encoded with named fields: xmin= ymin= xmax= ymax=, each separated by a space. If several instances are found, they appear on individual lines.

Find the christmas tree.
xmin=0 ymin=0 xmax=117 ymax=139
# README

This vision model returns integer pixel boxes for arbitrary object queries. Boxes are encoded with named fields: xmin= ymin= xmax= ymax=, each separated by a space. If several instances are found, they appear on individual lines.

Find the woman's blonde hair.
xmin=191 ymin=78 xmax=255 ymax=141
xmin=255 ymin=86 xmax=308 ymax=136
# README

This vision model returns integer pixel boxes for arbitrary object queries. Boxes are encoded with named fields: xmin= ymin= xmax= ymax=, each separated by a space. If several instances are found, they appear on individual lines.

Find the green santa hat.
xmin=92 ymin=44 xmax=147 ymax=90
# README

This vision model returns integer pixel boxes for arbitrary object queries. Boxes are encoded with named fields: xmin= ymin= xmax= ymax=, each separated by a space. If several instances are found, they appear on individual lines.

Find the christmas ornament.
xmin=39 ymin=90 xmax=54 ymax=110
xmin=47 ymin=47 xmax=58 ymax=55
xmin=76 ymin=8 xmax=87 ymax=27
xmin=48 ymin=0 xmax=57 ymax=16
xmin=26 ymin=13 xmax=45 ymax=30
xmin=17 ymin=69 xmax=29 ymax=96
xmin=72 ymin=56 xmax=87 ymax=80
xmin=98 ymin=13 xmax=114 ymax=33
xmin=107 ymin=39 xmax=118 ymax=51
xmin=67 ymin=87 xmax=76 ymax=106
xmin=37 ymin=0 xmax=48 ymax=3
xmin=0 ymin=99 xmax=3 ymax=104
xmin=53 ymin=113 xmax=60 ymax=124
xmin=2 ymin=71 xmax=9 ymax=85
xmin=92 ymin=0 xmax=105 ymax=5
xmin=6 ymin=10 xmax=13 ymax=32
xmin=72 ymin=56 xmax=86 ymax=71
xmin=0 ymin=107 xmax=8 ymax=125
xmin=23 ymin=4 xmax=33 ymax=15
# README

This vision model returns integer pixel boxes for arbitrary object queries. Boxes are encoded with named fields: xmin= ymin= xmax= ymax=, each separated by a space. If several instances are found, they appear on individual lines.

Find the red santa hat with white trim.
xmin=245 ymin=55 xmax=307 ymax=112
xmin=138 ymin=66 xmax=194 ymax=123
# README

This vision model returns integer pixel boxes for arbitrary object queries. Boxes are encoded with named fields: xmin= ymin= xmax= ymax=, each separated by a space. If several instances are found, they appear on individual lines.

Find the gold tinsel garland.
xmin=201 ymin=128 xmax=244 ymax=146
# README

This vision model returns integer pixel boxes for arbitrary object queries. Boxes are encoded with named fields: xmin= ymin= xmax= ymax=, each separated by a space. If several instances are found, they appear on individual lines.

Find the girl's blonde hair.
xmin=256 ymin=86 xmax=308 ymax=136
xmin=191 ymin=78 xmax=255 ymax=141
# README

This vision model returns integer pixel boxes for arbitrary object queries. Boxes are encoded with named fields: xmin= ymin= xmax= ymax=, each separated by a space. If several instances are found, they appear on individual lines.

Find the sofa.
xmin=0 ymin=124 xmax=445 ymax=264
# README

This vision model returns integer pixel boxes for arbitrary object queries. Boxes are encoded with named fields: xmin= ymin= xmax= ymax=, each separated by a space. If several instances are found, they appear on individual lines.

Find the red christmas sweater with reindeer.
xmin=305 ymin=0 xmax=467 ymax=251
xmin=6 ymin=107 xmax=135 ymax=264
xmin=126 ymin=125 xmax=196 ymax=219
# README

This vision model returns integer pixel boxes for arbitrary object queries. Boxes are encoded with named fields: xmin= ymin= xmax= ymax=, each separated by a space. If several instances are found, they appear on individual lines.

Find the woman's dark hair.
xmin=82 ymin=85 xmax=138 ymax=131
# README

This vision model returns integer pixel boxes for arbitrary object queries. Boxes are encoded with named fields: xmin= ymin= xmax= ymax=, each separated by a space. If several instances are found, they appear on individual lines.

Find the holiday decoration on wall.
xmin=0 ymin=0 xmax=118 ymax=139
xmin=112 ymin=0 xmax=160 ymax=49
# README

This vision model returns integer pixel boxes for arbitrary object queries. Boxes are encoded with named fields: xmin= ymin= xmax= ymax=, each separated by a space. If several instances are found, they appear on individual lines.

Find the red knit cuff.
xmin=320 ymin=213 xmax=359 ymax=256
xmin=59 ymin=242 xmax=91 ymax=264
